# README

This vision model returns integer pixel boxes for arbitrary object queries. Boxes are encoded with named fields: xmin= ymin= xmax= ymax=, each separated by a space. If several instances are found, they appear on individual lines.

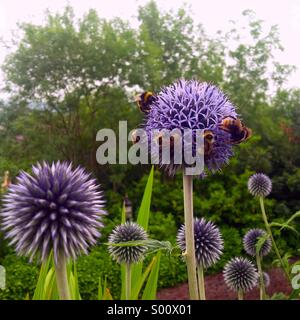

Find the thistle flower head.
xmin=143 ymin=80 xmax=238 ymax=176
xmin=108 ymin=222 xmax=148 ymax=264
xmin=1 ymin=161 xmax=105 ymax=263
xmin=223 ymin=257 xmax=258 ymax=293
xmin=243 ymin=228 xmax=272 ymax=257
xmin=262 ymin=272 xmax=270 ymax=288
xmin=248 ymin=173 xmax=272 ymax=197
xmin=177 ymin=217 xmax=224 ymax=268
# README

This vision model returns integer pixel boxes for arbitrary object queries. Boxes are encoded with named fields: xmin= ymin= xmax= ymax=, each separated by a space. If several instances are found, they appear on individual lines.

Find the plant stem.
xmin=182 ymin=174 xmax=199 ymax=300
xmin=256 ymin=252 xmax=265 ymax=300
xmin=237 ymin=290 xmax=243 ymax=300
xmin=197 ymin=264 xmax=206 ymax=300
xmin=259 ymin=197 xmax=290 ymax=281
xmin=55 ymin=253 xmax=71 ymax=300
xmin=125 ymin=263 xmax=132 ymax=300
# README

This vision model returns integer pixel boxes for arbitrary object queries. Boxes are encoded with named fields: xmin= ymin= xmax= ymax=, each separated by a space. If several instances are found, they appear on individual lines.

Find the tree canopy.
xmin=1 ymin=0 xmax=300 ymax=223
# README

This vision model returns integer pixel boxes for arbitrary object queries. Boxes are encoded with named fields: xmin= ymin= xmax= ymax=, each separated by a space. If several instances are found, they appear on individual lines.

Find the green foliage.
xmin=77 ymin=246 xmax=120 ymax=300
xmin=148 ymin=212 xmax=178 ymax=242
xmin=0 ymin=255 xmax=39 ymax=300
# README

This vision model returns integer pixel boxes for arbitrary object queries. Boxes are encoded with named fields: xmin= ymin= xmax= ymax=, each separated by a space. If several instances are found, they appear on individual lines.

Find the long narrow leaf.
xmin=270 ymin=222 xmax=299 ymax=235
xmin=72 ymin=263 xmax=81 ymax=300
xmin=131 ymin=256 xmax=156 ymax=299
xmin=32 ymin=252 xmax=53 ymax=300
xmin=142 ymin=251 xmax=161 ymax=300
xmin=136 ymin=166 xmax=154 ymax=230
xmin=131 ymin=167 xmax=154 ymax=290
xmin=44 ymin=267 xmax=57 ymax=300
xmin=121 ymin=201 xmax=126 ymax=224
xmin=285 ymin=211 xmax=300 ymax=226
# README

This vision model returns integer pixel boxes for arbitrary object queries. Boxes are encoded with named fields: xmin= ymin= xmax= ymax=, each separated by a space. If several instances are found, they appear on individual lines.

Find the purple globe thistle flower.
xmin=243 ymin=228 xmax=272 ymax=257
xmin=248 ymin=173 xmax=272 ymax=198
xmin=223 ymin=257 xmax=258 ymax=293
xmin=143 ymin=80 xmax=238 ymax=176
xmin=1 ymin=162 xmax=105 ymax=263
xmin=108 ymin=222 xmax=148 ymax=264
xmin=177 ymin=217 xmax=224 ymax=268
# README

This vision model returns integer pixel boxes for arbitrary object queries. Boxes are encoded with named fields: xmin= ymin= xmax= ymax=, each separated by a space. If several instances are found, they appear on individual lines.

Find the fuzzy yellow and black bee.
xmin=131 ymin=129 xmax=140 ymax=144
xmin=203 ymin=130 xmax=215 ymax=154
xmin=135 ymin=91 xmax=156 ymax=113
xmin=219 ymin=116 xmax=252 ymax=144
xmin=197 ymin=130 xmax=215 ymax=156
xmin=153 ymin=132 xmax=181 ymax=149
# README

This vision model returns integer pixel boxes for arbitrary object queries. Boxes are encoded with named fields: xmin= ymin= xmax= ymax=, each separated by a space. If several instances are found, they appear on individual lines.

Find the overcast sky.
xmin=1 ymin=0 xmax=300 ymax=92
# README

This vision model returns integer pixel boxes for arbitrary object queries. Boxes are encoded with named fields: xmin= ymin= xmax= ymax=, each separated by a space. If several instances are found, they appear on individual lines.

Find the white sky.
xmin=0 ymin=0 xmax=300 ymax=93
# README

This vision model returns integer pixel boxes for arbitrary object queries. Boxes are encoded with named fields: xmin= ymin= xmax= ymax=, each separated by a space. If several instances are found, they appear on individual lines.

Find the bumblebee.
xmin=198 ymin=130 xmax=215 ymax=155
xmin=153 ymin=132 xmax=181 ymax=148
xmin=135 ymin=91 xmax=156 ymax=113
xmin=219 ymin=116 xmax=252 ymax=144
xmin=131 ymin=129 xmax=140 ymax=144
xmin=203 ymin=130 xmax=215 ymax=154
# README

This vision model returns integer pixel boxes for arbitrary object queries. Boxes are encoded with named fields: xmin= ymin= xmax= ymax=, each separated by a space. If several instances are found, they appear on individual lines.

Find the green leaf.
xmin=141 ymin=251 xmax=161 ymax=300
xmin=131 ymin=167 xmax=154 ymax=291
xmin=121 ymin=201 xmax=126 ymax=224
xmin=255 ymin=233 xmax=270 ymax=256
xmin=43 ymin=267 xmax=56 ymax=300
xmin=32 ymin=252 xmax=53 ymax=300
xmin=270 ymin=292 xmax=288 ymax=300
xmin=102 ymin=288 xmax=113 ymax=300
xmin=98 ymin=275 xmax=109 ymax=300
xmin=131 ymin=256 xmax=156 ymax=299
xmin=68 ymin=263 xmax=81 ymax=300
xmin=121 ymin=264 xmax=126 ymax=300
xmin=285 ymin=211 xmax=300 ymax=226
xmin=270 ymin=222 xmax=299 ymax=235
xmin=137 ymin=166 xmax=154 ymax=230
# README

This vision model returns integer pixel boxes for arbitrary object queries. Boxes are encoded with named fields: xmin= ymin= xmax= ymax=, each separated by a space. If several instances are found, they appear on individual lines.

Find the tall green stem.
xmin=256 ymin=253 xmax=265 ymax=300
xmin=237 ymin=290 xmax=243 ymax=300
xmin=259 ymin=197 xmax=290 ymax=281
xmin=183 ymin=174 xmax=199 ymax=300
xmin=197 ymin=264 xmax=206 ymax=300
xmin=55 ymin=253 xmax=71 ymax=300
xmin=125 ymin=263 xmax=132 ymax=300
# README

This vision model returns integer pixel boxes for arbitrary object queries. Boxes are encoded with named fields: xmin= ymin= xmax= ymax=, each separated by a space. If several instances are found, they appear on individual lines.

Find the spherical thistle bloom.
xmin=1 ymin=161 xmax=105 ymax=263
xmin=248 ymin=173 xmax=272 ymax=198
xmin=223 ymin=257 xmax=258 ymax=293
xmin=262 ymin=272 xmax=271 ymax=288
xmin=143 ymin=79 xmax=238 ymax=176
xmin=255 ymin=271 xmax=271 ymax=290
xmin=108 ymin=222 xmax=148 ymax=265
xmin=243 ymin=228 xmax=272 ymax=257
xmin=177 ymin=217 xmax=224 ymax=268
